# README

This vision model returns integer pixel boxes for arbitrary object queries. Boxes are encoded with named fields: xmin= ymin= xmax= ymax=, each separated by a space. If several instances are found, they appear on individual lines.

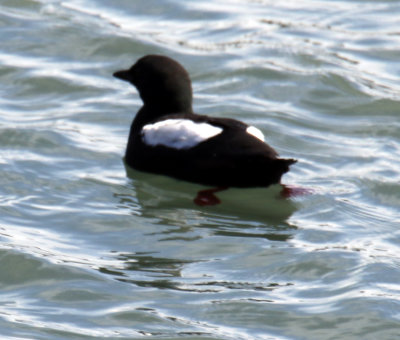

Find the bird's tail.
xmin=276 ymin=158 xmax=297 ymax=174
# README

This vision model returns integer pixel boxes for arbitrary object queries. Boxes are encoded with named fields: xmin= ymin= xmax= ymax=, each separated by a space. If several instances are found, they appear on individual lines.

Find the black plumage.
xmin=114 ymin=55 xmax=296 ymax=188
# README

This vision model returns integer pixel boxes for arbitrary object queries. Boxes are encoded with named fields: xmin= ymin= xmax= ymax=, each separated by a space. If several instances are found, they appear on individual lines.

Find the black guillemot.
xmin=114 ymin=55 xmax=297 ymax=205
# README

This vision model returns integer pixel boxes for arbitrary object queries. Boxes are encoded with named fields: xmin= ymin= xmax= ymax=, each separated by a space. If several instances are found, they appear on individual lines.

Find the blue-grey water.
xmin=1 ymin=1 xmax=400 ymax=339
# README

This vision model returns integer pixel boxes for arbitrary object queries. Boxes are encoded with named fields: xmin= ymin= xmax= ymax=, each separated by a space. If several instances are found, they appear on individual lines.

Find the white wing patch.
xmin=142 ymin=119 xmax=223 ymax=149
xmin=246 ymin=126 xmax=265 ymax=142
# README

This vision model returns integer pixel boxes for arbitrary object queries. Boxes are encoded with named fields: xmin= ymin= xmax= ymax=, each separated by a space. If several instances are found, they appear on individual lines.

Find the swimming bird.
xmin=113 ymin=55 xmax=296 ymax=205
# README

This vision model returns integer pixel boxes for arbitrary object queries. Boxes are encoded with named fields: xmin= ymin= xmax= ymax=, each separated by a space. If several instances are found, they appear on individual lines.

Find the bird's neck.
xmin=134 ymin=104 xmax=193 ymax=127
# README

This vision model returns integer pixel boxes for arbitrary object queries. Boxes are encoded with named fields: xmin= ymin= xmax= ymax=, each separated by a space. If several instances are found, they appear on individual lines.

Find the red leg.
xmin=194 ymin=187 xmax=228 ymax=206
xmin=280 ymin=184 xmax=313 ymax=198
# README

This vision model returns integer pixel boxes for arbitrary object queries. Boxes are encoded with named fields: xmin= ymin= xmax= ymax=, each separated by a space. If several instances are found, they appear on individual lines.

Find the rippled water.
xmin=1 ymin=0 xmax=400 ymax=339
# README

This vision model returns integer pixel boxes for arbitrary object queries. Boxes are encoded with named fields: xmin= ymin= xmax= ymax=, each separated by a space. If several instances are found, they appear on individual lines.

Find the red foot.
xmin=280 ymin=185 xmax=314 ymax=198
xmin=194 ymin=187 xmax=227 ymax=206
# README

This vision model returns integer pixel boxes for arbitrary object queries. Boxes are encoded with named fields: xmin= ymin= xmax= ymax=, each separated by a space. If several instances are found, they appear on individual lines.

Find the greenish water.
xmin=1 ymin=0 xmax=400 ymax=339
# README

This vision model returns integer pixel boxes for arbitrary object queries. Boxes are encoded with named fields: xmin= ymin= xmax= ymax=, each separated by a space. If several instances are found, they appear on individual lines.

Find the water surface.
xmin=1 ymin=0 xmax=400 ymax=339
